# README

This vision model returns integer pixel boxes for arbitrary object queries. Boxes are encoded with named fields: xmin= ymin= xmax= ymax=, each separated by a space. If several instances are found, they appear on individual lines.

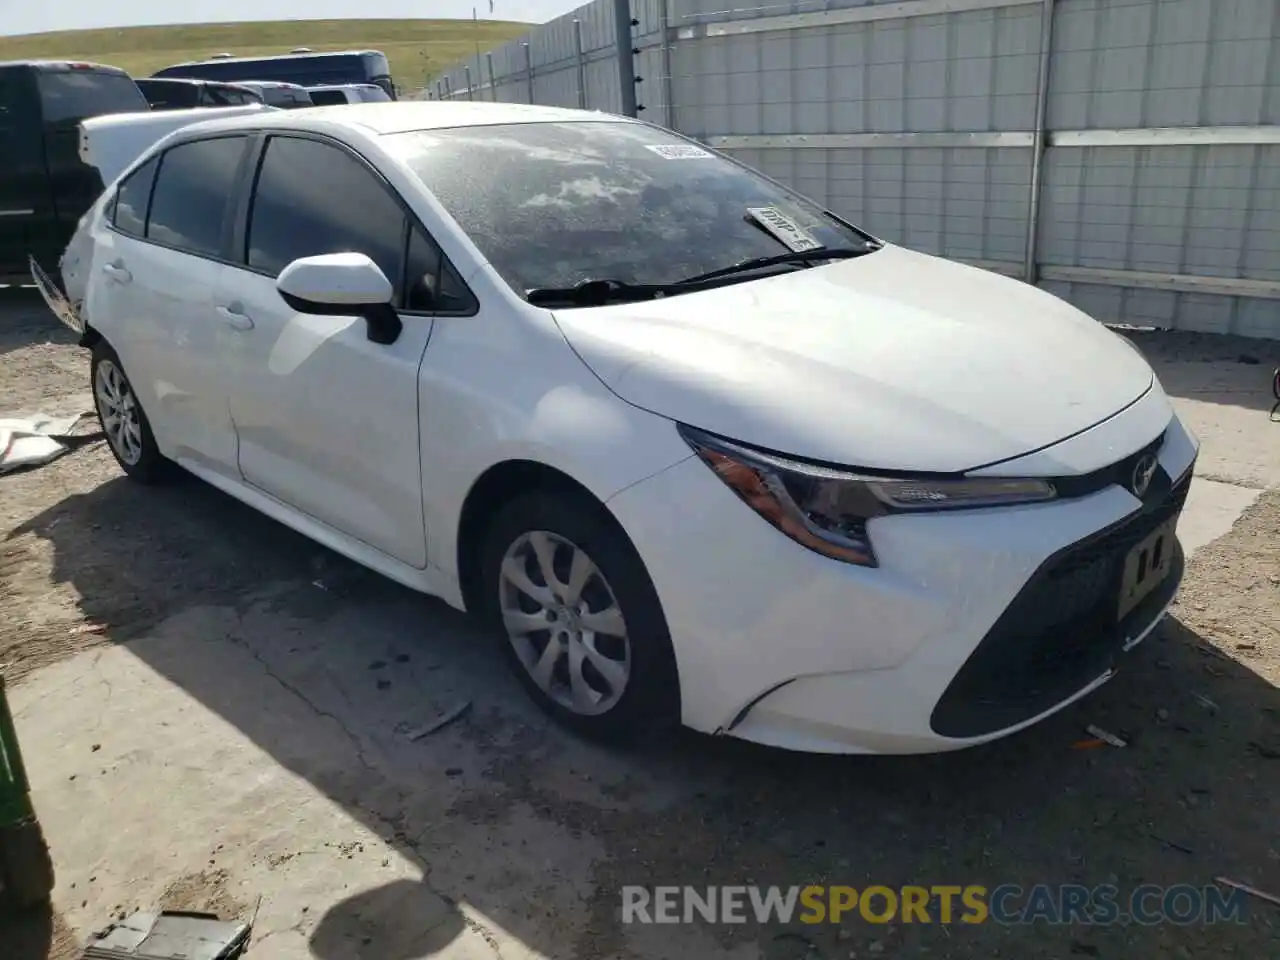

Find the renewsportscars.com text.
xmin=621 ymin=884 xmax=1247 ymax=926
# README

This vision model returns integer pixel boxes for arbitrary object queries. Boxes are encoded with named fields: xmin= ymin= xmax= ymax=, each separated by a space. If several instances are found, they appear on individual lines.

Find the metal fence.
xmin=427 ymin=0 xmax=1280 ymax=340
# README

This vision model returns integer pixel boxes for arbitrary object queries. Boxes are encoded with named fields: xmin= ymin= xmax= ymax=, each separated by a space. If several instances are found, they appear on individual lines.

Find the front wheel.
xmin=480 ymin=491 xmax=680 ymax=743
xmin=91 ymin=341 xmax=172 ymax=483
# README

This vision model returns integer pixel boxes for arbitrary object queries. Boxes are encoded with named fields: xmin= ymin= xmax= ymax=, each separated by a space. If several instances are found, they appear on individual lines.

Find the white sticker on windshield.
xmin=645 ymin=143 xmax=714 ymax=160
xmin=746 ymin=206 xmax=824 ymax=252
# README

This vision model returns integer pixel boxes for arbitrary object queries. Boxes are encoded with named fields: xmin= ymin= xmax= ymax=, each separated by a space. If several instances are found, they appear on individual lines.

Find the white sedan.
xmin=62 ymin=101 xmax=1197 ymax=754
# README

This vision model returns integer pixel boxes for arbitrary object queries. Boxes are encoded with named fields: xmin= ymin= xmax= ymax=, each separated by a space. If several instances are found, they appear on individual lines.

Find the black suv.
xmin=135 ymin=77 xmax=265 ymax=110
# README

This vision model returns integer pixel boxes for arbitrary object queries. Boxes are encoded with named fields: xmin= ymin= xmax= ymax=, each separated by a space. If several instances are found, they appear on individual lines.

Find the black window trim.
xmin=108 ymin=154 xmax=157 ymax=239
xmin=104 ymin=133 xmax=256 ymax=267
xmin=234 ymin=129 xmax=478 ymax=318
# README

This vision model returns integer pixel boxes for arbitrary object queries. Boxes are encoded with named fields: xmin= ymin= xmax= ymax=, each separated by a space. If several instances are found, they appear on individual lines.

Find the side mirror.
xmin=276 ymin=252 xmax=402 ymax=345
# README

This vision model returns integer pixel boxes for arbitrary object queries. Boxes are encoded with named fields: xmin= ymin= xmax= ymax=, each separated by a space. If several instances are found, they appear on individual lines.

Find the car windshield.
xmin=389 ymin=121 xmax=876 ymax=296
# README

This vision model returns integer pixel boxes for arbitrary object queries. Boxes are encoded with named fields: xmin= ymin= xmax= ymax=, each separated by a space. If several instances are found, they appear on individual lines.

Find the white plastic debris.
xmin=0 ymin=413 xmax=90 ymax=474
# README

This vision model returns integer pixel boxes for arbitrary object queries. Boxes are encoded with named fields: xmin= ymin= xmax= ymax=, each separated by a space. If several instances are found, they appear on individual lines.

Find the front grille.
xmin=930 ymin=467 xmax=1192 ymax=740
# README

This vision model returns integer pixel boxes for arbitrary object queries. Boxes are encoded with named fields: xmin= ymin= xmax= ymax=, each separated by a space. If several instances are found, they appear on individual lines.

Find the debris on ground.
xmin=83 ymin=909 xmax=251 ymax=959
xmin=0 ymin=412 xmax=94 ymax=474
xmin=1215 ymin=877 xmax=1280 ymax=909
xmin=404 ymin=700 xmax=472 ymax=741
xmin=1084 ymin=725 xmax=1127 ymax=748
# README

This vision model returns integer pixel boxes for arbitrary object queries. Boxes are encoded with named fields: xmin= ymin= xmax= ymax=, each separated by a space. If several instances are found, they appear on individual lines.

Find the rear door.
xmin=94 ymin=135 xmax=253 ymax=477
xmin=34 ymin=65 xmax=151 ymax=261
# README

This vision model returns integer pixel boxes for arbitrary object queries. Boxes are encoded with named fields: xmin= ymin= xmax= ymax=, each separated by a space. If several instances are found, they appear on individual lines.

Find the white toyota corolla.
xmin=51 ymin=101 xmax=1197 ymax=754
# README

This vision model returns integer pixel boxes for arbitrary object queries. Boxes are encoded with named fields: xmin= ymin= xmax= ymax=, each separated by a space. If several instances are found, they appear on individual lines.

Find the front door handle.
xmin=101 ymin=262 xmax=132 ymax=284
xmin=216 ymin=305 xmax=254 ymax=330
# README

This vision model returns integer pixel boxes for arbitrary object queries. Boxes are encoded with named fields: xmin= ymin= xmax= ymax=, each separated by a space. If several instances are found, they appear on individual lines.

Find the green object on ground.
xmin=0 ymin=674 xmax=54 ymax=909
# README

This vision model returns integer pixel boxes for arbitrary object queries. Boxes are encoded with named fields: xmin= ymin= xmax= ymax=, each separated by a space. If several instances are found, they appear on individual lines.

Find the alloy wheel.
xmin=95 ymin=359 xmax=143 ymax=466
xmin=498 ymin=530 xmax=632 ymax=716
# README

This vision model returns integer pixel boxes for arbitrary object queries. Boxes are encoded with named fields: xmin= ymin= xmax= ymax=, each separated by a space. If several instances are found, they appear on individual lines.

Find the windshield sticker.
xmin=746 ymin=206 xmax=824 ymax=252
xmin=644 ymin=143 xmax=714 ymax=160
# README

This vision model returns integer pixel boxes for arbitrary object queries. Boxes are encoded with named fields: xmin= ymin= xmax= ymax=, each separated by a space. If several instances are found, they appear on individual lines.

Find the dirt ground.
xmin=1 ymin=288 xmax=1278 ymax=959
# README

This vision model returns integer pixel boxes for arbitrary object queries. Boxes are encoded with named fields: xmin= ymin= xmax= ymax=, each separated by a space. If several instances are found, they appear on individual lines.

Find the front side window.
xmin=113 ymin=156 xmax=159 ymax=237
xmin=389 ymin=121 xmax=877 ymax=296
xmin=147 ymin=136 xmax=247 ymax=258
xmin=245 ymin=135 xmax=406 ymax=290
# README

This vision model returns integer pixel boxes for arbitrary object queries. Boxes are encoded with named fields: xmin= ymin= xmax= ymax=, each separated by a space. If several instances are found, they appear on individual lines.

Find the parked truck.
xmin=0 ymin=60 xmax=151 ymax=285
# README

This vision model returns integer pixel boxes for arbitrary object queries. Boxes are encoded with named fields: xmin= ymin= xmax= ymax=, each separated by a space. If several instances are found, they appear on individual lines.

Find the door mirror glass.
xmin=276 ymin=253 xmax=402 ymax=344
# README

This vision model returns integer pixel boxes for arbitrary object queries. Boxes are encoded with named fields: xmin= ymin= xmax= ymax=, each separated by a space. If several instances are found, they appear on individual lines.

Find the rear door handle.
xmin=101 ymin=262 xmax=132 ymax=283
xmin=216 ymin=305 xmax=254 ymax=330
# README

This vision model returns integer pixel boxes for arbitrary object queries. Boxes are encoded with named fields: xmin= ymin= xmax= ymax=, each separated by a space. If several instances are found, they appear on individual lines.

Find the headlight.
xmin=678 ymin=425 xmax=1057 ymax=568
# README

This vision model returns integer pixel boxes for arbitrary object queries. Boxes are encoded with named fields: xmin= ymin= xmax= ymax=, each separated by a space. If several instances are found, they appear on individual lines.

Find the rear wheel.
xmin=91 ymin=341 xmax=172 ymax=483
xmin=479 ymin=491 xmax=680 ymax=742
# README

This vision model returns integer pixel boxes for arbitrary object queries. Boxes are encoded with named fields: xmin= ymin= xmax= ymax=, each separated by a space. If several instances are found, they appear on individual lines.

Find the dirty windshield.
xmin=391 ymin=120 xmax=876 ymax=296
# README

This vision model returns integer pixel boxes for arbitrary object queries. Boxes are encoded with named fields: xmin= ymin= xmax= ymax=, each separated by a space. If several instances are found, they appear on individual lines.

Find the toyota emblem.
xmin=1131 ymin=453 xmax=1159 ymax=498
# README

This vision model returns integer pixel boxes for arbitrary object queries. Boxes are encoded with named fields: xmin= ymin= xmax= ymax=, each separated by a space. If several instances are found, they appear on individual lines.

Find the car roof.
xmin=0 ymin=59 xmax=130 ymax=74
xmin=161 ymin=49 xmax=381 ymax=68
xmin=170 ymin=101 xmax=634 ymax=139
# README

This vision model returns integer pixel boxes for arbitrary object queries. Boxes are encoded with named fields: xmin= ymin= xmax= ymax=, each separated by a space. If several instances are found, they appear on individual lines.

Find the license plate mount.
xmin=1117 ymin=518 xmax=1177 ymax=621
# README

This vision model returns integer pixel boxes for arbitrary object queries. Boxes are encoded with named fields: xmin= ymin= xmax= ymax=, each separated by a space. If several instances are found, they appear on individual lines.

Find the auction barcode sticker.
xmin=746 ymin=207 xmax=824 ymax=252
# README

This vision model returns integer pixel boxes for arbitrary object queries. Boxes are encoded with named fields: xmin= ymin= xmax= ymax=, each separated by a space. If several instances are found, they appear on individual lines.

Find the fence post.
xmin=574 ymin=18 xmax=588 ymax=109
xmin=464 ymin=65 xmax=474 ymax=101
xmin=660 ymin=0 xmax=675 ymax=129
xmin=613 ymin=0 xmax=639 ymax=118
xmin=487 ymin=52 xmax=497 ymax=102
xmin=523 ymin=41 xmax=534 ymax=104
xmin=1023 ymin=0 xmax=1056 ymax=285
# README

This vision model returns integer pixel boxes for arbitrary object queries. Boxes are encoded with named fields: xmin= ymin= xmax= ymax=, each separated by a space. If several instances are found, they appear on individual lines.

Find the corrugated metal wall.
xmin=428 ymin=0 xmax=1280 ymax=339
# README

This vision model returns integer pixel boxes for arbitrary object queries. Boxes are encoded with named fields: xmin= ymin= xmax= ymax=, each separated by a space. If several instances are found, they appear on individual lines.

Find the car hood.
xmin=551 ymin=245 xmax=1154 ymax=473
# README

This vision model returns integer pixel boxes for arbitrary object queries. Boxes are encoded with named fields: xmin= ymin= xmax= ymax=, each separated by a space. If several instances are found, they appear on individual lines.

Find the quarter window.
xmin=146 ymin=136 xmax=247 ymax=258
xmin=404 ymin=228 xmax=473 ymax=313
xmin=112 ymin=156 xmax=159 ymax=238
xmin=245 ymin=135 xmax=406 ymax=291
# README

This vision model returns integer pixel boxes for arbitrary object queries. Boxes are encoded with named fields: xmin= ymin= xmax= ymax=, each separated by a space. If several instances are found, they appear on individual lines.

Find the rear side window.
xmin=147 ymin=137 xmax=247 ymax=258
xmin=36 ymin=70 xmax=148 ymax=124
xmin=308 ymin=89 xmax=348 ymax=106
xmin=113 ymin=157 xmax=159 ymax=237
xmin=246 ymin=135 xmax=405 ymax=288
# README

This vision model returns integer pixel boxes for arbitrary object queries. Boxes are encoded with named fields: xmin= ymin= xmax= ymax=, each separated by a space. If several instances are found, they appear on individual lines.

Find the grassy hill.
xmin=0 ymin=19 xmax=531 ymax=94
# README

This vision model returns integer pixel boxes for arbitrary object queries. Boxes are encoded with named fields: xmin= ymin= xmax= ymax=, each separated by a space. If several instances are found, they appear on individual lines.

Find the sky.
xmin=0 ymin=0 xmax=582 ymax=37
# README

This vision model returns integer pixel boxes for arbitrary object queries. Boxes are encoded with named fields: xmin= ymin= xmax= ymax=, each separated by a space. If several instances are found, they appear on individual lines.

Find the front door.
xmin=220 ymin=133 xmax=441 ymax=568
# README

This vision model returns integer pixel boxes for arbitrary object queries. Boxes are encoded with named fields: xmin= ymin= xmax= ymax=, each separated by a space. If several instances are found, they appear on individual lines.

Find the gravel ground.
xmin=1 ymin=290 xmax=1278 ymax=959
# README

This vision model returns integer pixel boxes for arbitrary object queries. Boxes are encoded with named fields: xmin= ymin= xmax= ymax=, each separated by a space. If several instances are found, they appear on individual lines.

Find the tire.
xmin=0 ymin=818 xmax=55 ymax=911
xmin=90 ymin=341 xmax=172 ymax=483
xmin=479 ymin=491 xmax=680 ymax=743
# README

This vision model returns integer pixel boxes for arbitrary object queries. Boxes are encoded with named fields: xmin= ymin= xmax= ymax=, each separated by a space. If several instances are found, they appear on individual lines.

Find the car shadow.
xmin=8 ymin=472 xmax=1279 ymax=959
xmin=0 ymin=903 xmax=80 ymax=960
xmin=1130 ymin=329 xmax=1280 ymax=416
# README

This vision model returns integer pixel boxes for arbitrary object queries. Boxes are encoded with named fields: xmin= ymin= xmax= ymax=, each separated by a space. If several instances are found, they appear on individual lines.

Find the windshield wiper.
xmin=525 ymin=247 xmax=872 ymax=308
xmin=675 ymin=247 xmax=868 ymax=285
xmin=526 ymin=278 xmax=669 ymax=308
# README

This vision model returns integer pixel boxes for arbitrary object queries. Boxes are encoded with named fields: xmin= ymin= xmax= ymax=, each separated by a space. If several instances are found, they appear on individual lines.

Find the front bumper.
xmin=606 ymin=407 xmax=1199 ymax=754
